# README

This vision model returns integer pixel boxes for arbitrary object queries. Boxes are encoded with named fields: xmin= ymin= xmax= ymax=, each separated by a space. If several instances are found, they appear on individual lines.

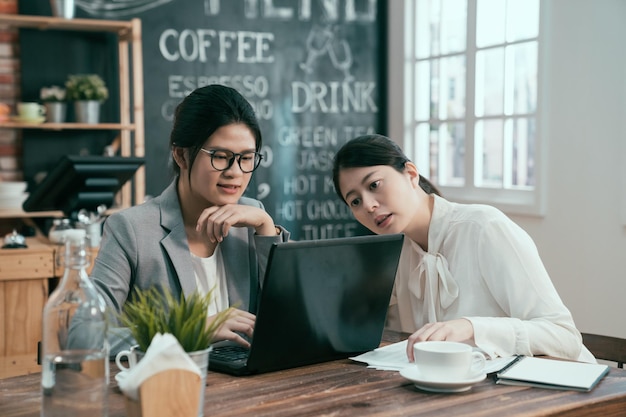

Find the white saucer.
xmin=399 ymin=366 xmax=487 ymax=393
xmin=11 ymin=115 xmax=45 ymax=124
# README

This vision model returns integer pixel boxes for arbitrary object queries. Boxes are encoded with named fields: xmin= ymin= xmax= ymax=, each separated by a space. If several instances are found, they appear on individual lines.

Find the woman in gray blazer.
xmin=91 ymin=85 xmax=289 ymax=354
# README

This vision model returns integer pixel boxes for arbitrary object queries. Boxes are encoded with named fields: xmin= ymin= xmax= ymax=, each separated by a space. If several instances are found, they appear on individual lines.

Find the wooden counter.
xmin=0 ymin=237 xmax=97 ymax=379
xmin=0 ymin=238 xmax=53 ymax=379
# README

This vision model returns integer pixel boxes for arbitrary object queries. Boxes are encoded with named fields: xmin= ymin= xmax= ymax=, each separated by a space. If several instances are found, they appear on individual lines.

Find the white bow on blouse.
xmin=407 ymin=241 xmax=459 ymax=323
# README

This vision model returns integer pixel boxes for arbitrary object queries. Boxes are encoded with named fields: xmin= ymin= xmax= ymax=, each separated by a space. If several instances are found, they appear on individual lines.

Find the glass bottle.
xmin=41 ymin=235 xmax=109 ymax=417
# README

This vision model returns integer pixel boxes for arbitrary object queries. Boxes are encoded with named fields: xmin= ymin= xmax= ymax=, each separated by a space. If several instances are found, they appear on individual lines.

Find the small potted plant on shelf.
xmin=65 ymin=74 xmax=109 ymax=124
xmin=40 ymin=85 xmax=67 ymax=123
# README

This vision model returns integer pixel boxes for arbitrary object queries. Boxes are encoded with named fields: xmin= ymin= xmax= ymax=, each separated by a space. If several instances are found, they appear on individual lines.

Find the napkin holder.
xmin=125 ymin=369 xmax=202 ymax=417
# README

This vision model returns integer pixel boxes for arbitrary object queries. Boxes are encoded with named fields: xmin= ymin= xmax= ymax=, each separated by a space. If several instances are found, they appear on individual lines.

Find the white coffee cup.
xmin=115 ymin=345 xmax=142 ymax=372
xmin=413 ymin=341 xmax=486 ymax=381
xmin=17 ymin=102 xmax=46 ymax=120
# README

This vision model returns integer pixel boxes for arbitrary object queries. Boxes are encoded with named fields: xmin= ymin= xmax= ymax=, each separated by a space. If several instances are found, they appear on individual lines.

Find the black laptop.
xmin=208 ymin=233 xmax=404 ymax=376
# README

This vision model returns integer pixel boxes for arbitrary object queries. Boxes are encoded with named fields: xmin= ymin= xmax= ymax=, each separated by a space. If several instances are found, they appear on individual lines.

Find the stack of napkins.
xmin=350 ymin=340 xmax=517 ymax=374
xmin=117 ymin=333 xmax=201 ymax=400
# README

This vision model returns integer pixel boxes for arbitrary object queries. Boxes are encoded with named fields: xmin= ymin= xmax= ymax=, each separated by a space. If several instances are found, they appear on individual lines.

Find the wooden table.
xmin=2 ymin=332 xmax=626 ymax=417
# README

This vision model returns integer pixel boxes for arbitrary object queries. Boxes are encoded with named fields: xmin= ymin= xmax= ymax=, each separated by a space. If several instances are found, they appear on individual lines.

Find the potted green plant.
xmin=65 ymin=74 xmax=109 ymax=124
xmin=118 ymin=286 xmax=233 ymax=417
xmin=118 ymin=286 xmax=233 ymax=354
xmin=40 ymin=85 xmax=67 ymax=123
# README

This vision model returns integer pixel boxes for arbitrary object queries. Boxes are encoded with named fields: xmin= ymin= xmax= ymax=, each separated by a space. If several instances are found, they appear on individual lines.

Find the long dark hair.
xmin=332 ymin=134 xmax=441 ymax=202
xmin=169 ymin=84 xmax=262 ymax=178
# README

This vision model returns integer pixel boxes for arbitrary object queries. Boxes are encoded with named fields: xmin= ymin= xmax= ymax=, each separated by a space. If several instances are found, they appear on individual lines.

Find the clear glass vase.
xmin=41 ymin=236 xmax=109 ymax=416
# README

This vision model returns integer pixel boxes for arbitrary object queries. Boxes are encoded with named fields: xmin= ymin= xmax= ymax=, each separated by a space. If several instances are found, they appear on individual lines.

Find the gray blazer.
xmin=91 ymin=178 xmax=288 ymax=333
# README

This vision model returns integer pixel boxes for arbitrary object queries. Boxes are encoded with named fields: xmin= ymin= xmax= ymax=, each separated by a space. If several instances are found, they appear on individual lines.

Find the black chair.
xmin=581 ymin=333 xmax=626 ymax=368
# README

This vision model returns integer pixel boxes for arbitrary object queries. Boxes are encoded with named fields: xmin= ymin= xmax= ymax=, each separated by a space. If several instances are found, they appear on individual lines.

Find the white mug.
xmin=17 ymin=102 xmax=46 ymax=120
xmin=413 ymin=341 xmax=486 ymax=381
xmin=115 ymin=345 xmax=142 ymax=372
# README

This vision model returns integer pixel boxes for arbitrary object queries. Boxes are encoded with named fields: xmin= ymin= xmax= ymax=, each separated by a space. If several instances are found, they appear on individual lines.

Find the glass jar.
xmin=41 ymin=235 xmax=109 ymax=416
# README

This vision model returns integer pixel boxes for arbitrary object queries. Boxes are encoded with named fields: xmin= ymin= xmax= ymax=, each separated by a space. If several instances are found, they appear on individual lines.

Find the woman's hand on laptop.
xmin=210 ymin=309 xmax=256 ymax=348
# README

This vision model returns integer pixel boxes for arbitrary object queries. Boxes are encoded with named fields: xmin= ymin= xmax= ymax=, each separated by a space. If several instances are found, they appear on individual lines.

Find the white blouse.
xmin=387 ymin=194 xmax=595 ymax=362
xmin=190 ymin=245 xmax=229 ymax=316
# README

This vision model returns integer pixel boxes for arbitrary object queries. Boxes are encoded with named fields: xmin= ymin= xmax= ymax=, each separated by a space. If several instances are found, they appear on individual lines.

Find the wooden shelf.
xmin=0 ymin=121 xmax=135 ymax=130
xmin=0 ymin=17 xmax=143 ymax=380
xmin=0 ymin=209 xmax=63 ymax=219
xmin=0 ymin=14 xmax=135 ymax=38
xmin=0 ymin=13 xmax=145 ymax=208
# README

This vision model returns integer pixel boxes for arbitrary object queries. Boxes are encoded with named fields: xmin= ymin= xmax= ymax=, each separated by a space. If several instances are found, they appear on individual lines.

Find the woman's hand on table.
xmin=406 ymin=318 xmax=475 ymax=362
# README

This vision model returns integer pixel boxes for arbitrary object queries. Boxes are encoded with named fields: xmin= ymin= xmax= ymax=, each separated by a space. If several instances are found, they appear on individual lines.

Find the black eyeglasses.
xmin=199 ymin=148 xmax=263 ymax=173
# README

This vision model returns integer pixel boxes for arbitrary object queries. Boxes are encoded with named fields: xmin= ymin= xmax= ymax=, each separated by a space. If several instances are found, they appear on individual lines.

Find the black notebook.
xmin=496 ymin=356 xmax=610 ymax=392
xmin=209 ymin=233 xmax=404 ymax=376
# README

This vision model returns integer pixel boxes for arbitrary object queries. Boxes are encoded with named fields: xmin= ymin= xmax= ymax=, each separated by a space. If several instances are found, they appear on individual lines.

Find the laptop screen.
xmin=242 ymin=233 xmax=404 ymax=374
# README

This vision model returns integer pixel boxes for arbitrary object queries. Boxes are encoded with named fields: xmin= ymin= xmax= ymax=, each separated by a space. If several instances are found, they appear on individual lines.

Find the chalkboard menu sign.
xmin=23 ymin=0 xmax=386 ymax=240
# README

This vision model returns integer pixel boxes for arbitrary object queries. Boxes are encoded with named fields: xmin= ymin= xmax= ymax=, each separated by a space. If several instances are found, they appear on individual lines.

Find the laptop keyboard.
xmin=211 ymin=345 xmax=250 ymax=361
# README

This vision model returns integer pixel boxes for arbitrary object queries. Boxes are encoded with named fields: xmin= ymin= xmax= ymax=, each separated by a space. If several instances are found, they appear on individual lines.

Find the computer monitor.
xmin=22 ymin=155 xmax=145 ymax=216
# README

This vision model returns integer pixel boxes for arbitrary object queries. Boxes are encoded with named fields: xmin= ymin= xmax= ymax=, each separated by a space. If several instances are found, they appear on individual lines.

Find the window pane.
xmin=415 ymin=122 xmax=432 ymax=177
xmin=440 ymin=0 xmax=467 ymax=54
xmin=439 ymin=55 xmax=466 ymax=119
xmin=509 ymin=117 xmax=535 ymax=188
xmin=477 ymin=0 xmax=539 ymax=47
xmin=416 ymin=0 xmax=467 ymax=58
xmin=435 ymin=122 xmax=465 ymax=186
xmin=423 ymin=56 xmax=466 ymax=121
xmin=421 ymin=123 xmax=440 ymax=183
xmin=475 ymin=119 xmax=503 ymax=188
xmin=415 ymin=61 xmax=431 ymax=121
xmin=416 ymin=0 xmax=431 ymax=58
xmin=476 ymin=0 xmax=506 ymax=47
xmin=507 ymin=0 xmax=539 ymax=42
xmin=426 ymin=59 xmax=441 ymax=119
xmin=430 ymin=59 xmax=441 ymax=120
xmin=475 ymin=47 xmax=504 ymax=116
xmin=505 ymin=42 xmax=537 ymax=115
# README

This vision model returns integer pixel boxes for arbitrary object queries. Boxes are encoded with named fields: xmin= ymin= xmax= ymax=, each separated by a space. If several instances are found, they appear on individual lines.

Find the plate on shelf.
xmin=399 ymin=366 xmax=487 ymax=393
xmin=10 ymin=115 xmax=46 ymax=124
xmin=0 ymin=193 xmax=28 ymax=210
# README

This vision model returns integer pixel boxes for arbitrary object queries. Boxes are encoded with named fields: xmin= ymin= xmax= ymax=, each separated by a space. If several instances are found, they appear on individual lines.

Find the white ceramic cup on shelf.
xmin=17 ymin=102 xmax=46 ymax=121
xmin=413 ymin=341 xmax=486 ymax=381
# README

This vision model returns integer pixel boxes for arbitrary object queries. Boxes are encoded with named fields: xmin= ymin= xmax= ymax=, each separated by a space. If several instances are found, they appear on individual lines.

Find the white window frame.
xmin=387 ymin=0 xmax=547 ymax=216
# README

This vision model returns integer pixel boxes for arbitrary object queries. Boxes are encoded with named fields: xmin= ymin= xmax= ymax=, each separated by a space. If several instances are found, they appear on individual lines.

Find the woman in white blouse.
xmin=332 ymin=134 xmax=594 ymax=363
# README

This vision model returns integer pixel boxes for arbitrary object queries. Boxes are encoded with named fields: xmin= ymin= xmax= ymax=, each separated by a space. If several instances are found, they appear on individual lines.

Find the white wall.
xmin=387 ymin=0 xmax=626 ymax=339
